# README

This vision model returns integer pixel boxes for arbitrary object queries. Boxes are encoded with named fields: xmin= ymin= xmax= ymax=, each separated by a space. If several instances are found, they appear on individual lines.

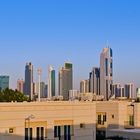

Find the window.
xmin=112 ymin=115 xmax=114 ymax=119
xmin=103 ymin=115 xmax=107 ymax=122
xmin=54 ymin=126 xmax=61 ymax=138
xmin=36 ymin=127 xmax=44 ymax=140
xmin=54 ymin=125 xmax=72 ymax=140
xmin=105 ymin=58 xmax=108 ymax=76
xmin=25 ymin=128 xmax=32 ymax=140
xmin=110 ymin=48 xmax=113 ymax=57
xmin=98 ymin=115 xmax=102 ymax=124
xmin=64 ymin=125 xmax=71 ymax=140
xmin=80 ymin=123 xmax=85 ymax=129
xmin=129 ymin=115 xmax=134 ymax=126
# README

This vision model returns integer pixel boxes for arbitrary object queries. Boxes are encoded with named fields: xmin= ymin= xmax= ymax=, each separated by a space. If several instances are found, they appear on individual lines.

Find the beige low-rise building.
xmin=96 ymin=101 xmax=140 ymax=140
xmin=0 ymin=101 xmax=96 ymax=140
xmin=1 ymin=101 xmax=140 ymax=140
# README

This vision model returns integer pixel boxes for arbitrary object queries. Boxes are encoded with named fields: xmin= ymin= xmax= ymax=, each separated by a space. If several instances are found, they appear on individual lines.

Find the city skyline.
xmin=0 ymin=0 xmax=140 ymax=91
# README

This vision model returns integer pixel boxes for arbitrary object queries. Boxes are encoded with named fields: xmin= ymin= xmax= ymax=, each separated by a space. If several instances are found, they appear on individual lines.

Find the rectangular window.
xmin=36 ymin=127 xmax=44 ymax=140
xmin=25 ymin=128 xmax=32 ymax=140
xmin=129 ymin=115 xmax=134 ymax=126
xmin=110 ymin=48 xmax=113 ymax=57
xmin=64 ymin=125 xmax=71 ymax=140
xmin=98 ymin=115 xmax=102 ymax=124
xmin=105 ymin=59 xmax=108 ymax=76
xmin=103 ymin=115 xmax=106 ymax=122
xmin=54 ymin=126 xmax=61 ymax=139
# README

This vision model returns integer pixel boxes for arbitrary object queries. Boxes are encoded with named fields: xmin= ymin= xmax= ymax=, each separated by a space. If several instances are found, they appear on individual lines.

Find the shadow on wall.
xmin=0 ymin=123 xmax=96 ymax=140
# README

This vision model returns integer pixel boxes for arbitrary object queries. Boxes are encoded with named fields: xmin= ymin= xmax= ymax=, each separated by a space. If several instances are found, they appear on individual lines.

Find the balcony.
xmin=124 ymin=121 xmax=135 ymax=129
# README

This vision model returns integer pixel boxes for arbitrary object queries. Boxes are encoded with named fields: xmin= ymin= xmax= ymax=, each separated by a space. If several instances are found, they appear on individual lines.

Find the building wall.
xmin=96 ymin=101 xmax=129 ymax=130
xmin=0 ymin=102 xmax=96 ymax=140
xmin=134 ymin=103 xmax=140 ymax=128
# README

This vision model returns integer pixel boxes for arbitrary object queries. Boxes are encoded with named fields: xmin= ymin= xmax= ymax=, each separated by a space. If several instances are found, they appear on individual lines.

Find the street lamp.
xmin=25 ymin=114 xmax=35 ymax=140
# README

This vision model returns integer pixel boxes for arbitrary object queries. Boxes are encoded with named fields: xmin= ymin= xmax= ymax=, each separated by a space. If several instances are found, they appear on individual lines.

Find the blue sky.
xmin=0 ymin=0 xmax=140 ymax=91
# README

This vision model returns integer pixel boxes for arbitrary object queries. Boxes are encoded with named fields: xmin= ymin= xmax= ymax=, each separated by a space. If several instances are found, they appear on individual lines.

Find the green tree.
xmin=0 ymin=88 xmax=29 ymax=102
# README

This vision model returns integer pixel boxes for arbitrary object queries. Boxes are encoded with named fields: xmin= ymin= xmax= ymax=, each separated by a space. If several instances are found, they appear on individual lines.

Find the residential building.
xmin=80 ymin=80 xmax=89 ymax=93
xmin=69 ymin=90 xmax=79 ymax=100
xmin=17 ymin=79 xmax=24 ymax=93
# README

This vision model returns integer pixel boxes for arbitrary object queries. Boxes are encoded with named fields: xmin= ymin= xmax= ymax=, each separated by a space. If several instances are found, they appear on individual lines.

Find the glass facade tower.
xmin=100 ymin=48 xmax=113 ymax=100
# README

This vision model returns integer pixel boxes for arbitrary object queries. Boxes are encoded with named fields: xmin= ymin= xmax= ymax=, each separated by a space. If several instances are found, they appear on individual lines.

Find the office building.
xmin=44 ymin=84 xmax=48 ymax=98
xmin=80 ymin=80 xmax=89 ymax=93
xmin=111 ymin=83 xmax=121 ymax=97
xmin=17 ymin=79 xmax=24 ymax=93
xmin=48 ymin=65 xmax=55 ymax=98
xmin=89 ymin=67 xmax=100 ymax=95
xmin=40 ymin=82 xmax=45 ymax=98
xmin=0 ymin=76 xmax=9 ymax=90
xmin=100 ymin=47 xmax=113 ymax=100
xmin=59 ymin=62 xmax=73 ymax=100
xmin=24 ymin=62 xmax=34 ymax=100
xmin=125 ymin=83 xmax=134 ymax=99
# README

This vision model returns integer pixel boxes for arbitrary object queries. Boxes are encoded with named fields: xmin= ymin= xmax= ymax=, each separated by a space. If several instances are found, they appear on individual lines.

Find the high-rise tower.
xmin=80 ymin=80 xmax=89 ymax=93
xmin=100 ymin=48 xmax=113 ymax=100
xmin=59 ymin=62 xmax=73 ymax=100
xmin=48 ymin=65 xmax=55 ymax=98
xmin=89 ymin=67 xmax=100 ymax=95
xmin=24 ymin=62 xmax=34 ymax=100
xmin=0 ymin=76 xmax=9 ymax=90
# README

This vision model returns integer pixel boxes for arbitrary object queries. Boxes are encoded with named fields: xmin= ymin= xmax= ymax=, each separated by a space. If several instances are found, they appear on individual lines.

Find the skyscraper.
xmin=111 ymin=83 xmax=121 ymax=98
xmin=80 ymin=80 xmax=89 ymax=93
xmin=125 ymin=83 xmax=134 ymax=99
xmin=0 ymin=76 xmax=9 ymax=90
xmin=59 ymin=62 xmax=73 ymax=100
xmin=24 ymin=62 xmax=34 ymax=100
xmin=100 ymin=47 xmax=113 ymax=100
xmin=40 ymin=82 xmax=45 ymax=98
xmin=17 ymin=79 xmax=24 ymax=93
xmin=48 ymin=65 xmax=55 ymax=98
xmin=89 ymin=67 xmax=100 ymax=95
xmin=44 ymin=84 xmax=48 ymax=98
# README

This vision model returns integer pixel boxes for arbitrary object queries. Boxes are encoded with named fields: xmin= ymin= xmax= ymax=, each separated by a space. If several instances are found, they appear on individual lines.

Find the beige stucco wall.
xmin=96 ymin=101 xmax=129 ymax=129
xmin=134 ymin=103 xmax=140 ymax=128
xmin=0 ymin=101 xmax=96 ymax=140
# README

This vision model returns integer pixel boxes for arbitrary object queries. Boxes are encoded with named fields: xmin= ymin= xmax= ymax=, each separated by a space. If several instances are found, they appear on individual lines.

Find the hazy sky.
xmin=0 ymin=0 xmax=140 ymax=91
